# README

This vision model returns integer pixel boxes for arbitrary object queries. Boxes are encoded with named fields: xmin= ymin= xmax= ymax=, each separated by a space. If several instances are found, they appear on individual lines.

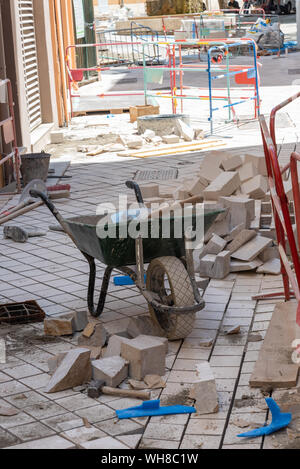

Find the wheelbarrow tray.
xmin=63 ymin=209 xmax=222 ymax=268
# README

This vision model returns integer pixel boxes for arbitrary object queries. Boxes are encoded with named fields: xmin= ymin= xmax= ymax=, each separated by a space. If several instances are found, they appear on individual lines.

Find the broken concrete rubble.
xmin=140 ymin=184 xmax=159 ymax=199
xmin=199 ymin=233 xmax=227 ymax=259
xmin=220 ymin=196 xmax=255 ymax=229
xmin=231 ymin=235 xmax=272 ymax=262
xmin=73 ymin=310 xmax=88 ymax=332
xmin=199 ymin=250 xmax=230 ymax=279
xmin=230 ymin=259 xmax=263 ymax=272
xmin=241 ymin=175 xmax=268 ymax=199
xmin=256 ymin=258 xmax=281 ymax=274
xmin=176 ymin=119 xmax=194 ymax=141
xmin=238 ymin=161 xmax=259 ymax=183
xmin=226 ymin=229 xmax=256 ymax=254
xmin=91 ymin=356 xmax=128 ymax=387
xmin=189 ymin=362 xmax=219 ymax=414
xmin=78 ymin=323 xmax=107 ymax=348
xmin=203 ymin=172 xmax=240 ymax=200
xmin=245 ymin=153 xmax=268 ymax=177
xmin=193 ymin=128 xmax=205 ymax=140
xmin=121 ymin=335 xmax=166 ymax=380
xmin=162 ymin=135 xmax=180 ymax=144
xmin=44 ymin=314 xmax=75 ymax=337
xmin=104 ymin=334 xmax=131 ymax=358
xmin=221 ymin=155 xmax=243 ymax=171
xmin=212 ymin=250 xmax=231 ymax=279
xmin=45 ymin=348 xmax=92 ymax=393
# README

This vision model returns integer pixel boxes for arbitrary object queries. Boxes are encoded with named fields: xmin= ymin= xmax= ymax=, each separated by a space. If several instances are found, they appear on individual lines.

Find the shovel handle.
xmin=0 ymin=201 xmax=42 ymax=225
xmin=102 ymin=386 xmax=150 ymax=400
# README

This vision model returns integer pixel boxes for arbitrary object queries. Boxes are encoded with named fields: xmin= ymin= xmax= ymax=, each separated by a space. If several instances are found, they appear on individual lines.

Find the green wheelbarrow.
xmin=30 ymin=184 xmax=222 ymax=340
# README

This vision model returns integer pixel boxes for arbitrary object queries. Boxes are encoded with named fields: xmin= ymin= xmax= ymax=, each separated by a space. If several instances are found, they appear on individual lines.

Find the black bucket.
xmin=20 ymin=153 xmax=51 ymax=186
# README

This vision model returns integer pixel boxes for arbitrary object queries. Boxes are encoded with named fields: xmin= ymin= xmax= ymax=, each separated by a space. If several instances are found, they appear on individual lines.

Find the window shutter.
xmin=18 ymin=0 xmax=42 ymax=131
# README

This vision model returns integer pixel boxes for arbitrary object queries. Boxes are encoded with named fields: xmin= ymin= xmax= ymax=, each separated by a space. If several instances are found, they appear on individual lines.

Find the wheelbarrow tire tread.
xmin=146 ymin=256 xmax=195 ymax=340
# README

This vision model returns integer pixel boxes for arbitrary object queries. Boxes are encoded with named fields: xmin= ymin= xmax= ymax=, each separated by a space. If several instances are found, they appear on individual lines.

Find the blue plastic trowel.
xmin=116 ymin=399 xmax=196 ymax=420
xmin=237 ymin=397 xmax=292 ymax=438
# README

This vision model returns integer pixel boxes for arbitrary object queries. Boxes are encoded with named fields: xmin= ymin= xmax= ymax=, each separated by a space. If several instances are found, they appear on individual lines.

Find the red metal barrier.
xmin=269 ymin=91 xmax=300 ymax=151
xmin=259 ymin=113 xmax=300 ymax=325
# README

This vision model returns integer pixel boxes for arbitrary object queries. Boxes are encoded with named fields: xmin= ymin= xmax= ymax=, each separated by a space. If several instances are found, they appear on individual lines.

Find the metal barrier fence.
xmin=142 ymin=38 xmax=260 ymax=134
xmin=95 ymin=23 xmax=162 ymax=66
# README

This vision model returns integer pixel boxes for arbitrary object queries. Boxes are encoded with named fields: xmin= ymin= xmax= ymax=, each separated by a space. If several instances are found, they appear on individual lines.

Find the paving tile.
xmin=176 ymin=349 xmax=210 ymax=360
xmin=172 ymin=359 xmax=203 ymax=371
xmin=5 ymin=364 xmax=42 ymax=379
xmin=106 ymin=398 xmax=144 ymax=411
xmin=61 ymin=426 xmax=107 ymax=445
xmin=210 ymin=356 xmax=241 ymax=367
xmin=95 ymin=417 xmax=143 ymax=436
xmin=151 ymin=413 xmax=190 ymax=425
xmin=213 ymin=345 xmax=244 ymax=356
xmin=55 ymin=394 xmax=98 ymax=412
xmin=0 ymin=371 xmax=12 ymax=383
xmin=9 ymin=422 xmax=55 ymax=442
xmin=0 ymin=406 xmax=35 ymax=429
xmin=24 ymin=400 xmax=67 ymax=419
xmin=0 ymin=428 xmax=20 ymax=449
xmin=139 ymin=438 xmax=179 ymax=449
xmin=4 ymin=390 xmax=49 ymax=409
xmin=216 ymin=379 xmax=237 ymax=392
xmin=186 ymin=419 xmax=225 ymax=435
xmin=143 ymin=423 xmax=185 ymax=441
xmin=222 ymin=422 xmax=264 ymax=446
xmin=19 ymin=373 xmax=51 ymax=389
xmin=211 ymin=367 xmax=240 ymax=379
xmin=80 ymin=436 xmax=129 ymax=449
xmin=180 ymin=435 xmax=220 ymax=449
xmin=116 ymin=433 xmax=142 ymax=449
xmin=5 ymin=435 xmax=76 ymax=449
xmin=75 ymin=404 xmax=116 ymax=423
xmin=223 ymin=443 xmax=261 ymax=449
xmin=0 ymin=380 xmax=30 ymax=397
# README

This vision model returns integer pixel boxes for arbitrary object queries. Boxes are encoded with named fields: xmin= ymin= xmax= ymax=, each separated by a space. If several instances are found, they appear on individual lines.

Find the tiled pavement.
xmin=0 ymin=117 xmax=299 ymax=449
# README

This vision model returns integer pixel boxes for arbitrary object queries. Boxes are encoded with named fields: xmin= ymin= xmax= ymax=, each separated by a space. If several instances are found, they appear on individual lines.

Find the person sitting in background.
xmin=228 ymin=0 xmax=240 ymax=8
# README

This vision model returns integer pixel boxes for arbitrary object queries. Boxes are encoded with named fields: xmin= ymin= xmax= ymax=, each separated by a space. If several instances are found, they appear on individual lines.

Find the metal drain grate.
xmin=288 ymin=69 xmax=300 ymax=75
xmin=133 ymin=169 xmax=178 ymax=181
xmin=0 ymin=300 xmax=45 ymax=324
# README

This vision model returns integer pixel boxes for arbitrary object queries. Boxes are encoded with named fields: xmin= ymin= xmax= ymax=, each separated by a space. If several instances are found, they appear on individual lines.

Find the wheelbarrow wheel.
xmin=146 ymin=256 xmax=195 ymax=340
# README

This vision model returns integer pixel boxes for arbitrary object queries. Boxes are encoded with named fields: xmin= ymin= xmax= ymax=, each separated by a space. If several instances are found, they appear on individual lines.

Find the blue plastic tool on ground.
xmin=116 ymin=399 xmax=196 ymax=420
xmin=114 ymin=274 xmax=146 ymax=286
xmin=237 ymin=397 xmax=292 ymax=438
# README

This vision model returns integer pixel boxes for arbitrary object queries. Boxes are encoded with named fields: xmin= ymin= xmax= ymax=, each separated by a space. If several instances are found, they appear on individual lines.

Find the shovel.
xmin=0 ymin=179 xmax=47 ymax=218
xmin=237 ymin=398 xmax=292 ymax=438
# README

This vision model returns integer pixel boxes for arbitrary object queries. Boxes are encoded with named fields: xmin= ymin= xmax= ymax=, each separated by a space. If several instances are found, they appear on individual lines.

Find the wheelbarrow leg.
xmin=83 ymin=253 xmax=113 ymax=317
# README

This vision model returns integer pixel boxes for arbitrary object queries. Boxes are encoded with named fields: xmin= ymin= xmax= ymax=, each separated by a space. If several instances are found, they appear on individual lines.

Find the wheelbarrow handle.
xmin=30 ymin=189 xmax=56 ymax=214
xmin=125 ymin=180 xmax=144 ymax=205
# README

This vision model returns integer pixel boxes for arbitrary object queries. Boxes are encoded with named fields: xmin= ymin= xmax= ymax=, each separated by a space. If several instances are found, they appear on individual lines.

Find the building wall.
xmin=2 ymin=0 xmax=62 ymax=151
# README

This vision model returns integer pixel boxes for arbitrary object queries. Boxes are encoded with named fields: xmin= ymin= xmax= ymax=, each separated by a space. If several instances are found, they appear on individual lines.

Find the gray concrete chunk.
xmin=189 ymin=362 xmax=219 ymax=414
xmin=91 ymin=356 xmax=128 ymax=387
xmin=231 ymin=235 xmax=272 ymax=262
xmin=121 ymin=335 xmax=166 ymax=380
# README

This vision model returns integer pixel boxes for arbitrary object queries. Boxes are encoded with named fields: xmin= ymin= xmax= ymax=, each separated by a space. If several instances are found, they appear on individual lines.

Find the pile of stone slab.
xmin=117 ymin=119 xmax=205 ymax=156
xmin=43 ymin=313 xmax=219 ymax=416
xmin=43 ymin=314 xmax=168 ymax=394
xmin=137 ymin=150 xmax=290 ymax=279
